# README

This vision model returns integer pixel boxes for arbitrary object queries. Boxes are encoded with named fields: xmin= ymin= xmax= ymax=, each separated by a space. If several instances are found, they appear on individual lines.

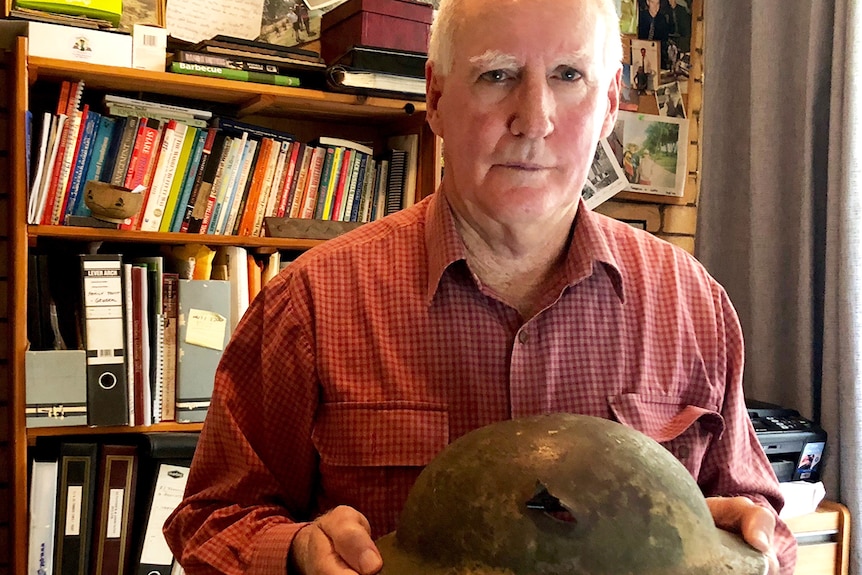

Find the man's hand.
xmin=289 ymin=506 xmax=383 ymax=575
xmin=706 ymin=496 xmax=779 ymax=575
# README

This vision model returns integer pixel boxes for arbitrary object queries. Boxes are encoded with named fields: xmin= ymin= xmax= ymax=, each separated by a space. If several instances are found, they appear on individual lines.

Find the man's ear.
xmin=600 ymin=66 xmax=622 ymax=139
xmin=426 ymin=61 xmax=445 ymax=138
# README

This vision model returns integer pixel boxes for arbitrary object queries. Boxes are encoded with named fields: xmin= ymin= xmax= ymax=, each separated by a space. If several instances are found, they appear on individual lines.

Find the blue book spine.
xmin=170 ymin=128 xmax=208 ymax=232
xmin=212 ymin=138 xmax=250 ymax=235
xmin=73 ymin=116 xmax=117 ymax=216
xmin=63 ymin=111 xmax=101 ymax=223
xmin=349 ymin=152 xmax=369 ymax=222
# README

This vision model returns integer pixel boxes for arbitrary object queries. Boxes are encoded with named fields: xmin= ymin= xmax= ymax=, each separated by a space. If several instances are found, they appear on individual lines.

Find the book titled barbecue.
xmin=170 ymin=61 xmax=301 ymax=87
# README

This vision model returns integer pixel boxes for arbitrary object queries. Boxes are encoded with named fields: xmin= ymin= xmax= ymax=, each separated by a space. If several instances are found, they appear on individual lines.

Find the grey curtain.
xmin=697 ymin=1 xmax=861 ymax=571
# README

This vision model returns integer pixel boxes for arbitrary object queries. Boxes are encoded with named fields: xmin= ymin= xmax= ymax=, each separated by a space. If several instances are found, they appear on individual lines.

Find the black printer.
xmin=746 ymin=399 xmax=827 ymax=483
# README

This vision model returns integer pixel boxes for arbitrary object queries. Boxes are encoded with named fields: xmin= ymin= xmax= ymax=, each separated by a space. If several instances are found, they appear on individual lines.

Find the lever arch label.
xmin=65 ymin=485 xmax=83 ymax=536
xmin=107 ymin=488 xmax=125 ymax=538
xmin=185 ymin=309 xmax=227 ymax=351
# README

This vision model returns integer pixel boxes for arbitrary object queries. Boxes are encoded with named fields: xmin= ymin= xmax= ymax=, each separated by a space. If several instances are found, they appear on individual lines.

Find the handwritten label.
xmin=185 ymin=309 xmax=227 ymax=351
xmin=166 ymin=0 xmax=265 ymax=43
xmin=107 ymin=488 xmax=124 ymax=539
xmin=65 ymin=486 xmax=83 ymax=536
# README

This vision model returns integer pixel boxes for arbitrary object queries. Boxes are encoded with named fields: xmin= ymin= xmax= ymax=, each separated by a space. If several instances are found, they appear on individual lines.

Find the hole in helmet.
xmin=525 ymin=481 xmax=577 ymax=524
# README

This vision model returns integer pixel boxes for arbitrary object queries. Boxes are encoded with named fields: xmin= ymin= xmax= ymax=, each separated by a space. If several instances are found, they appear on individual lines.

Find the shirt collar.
xmin=423 ymin=194 xmax=626 ymax=305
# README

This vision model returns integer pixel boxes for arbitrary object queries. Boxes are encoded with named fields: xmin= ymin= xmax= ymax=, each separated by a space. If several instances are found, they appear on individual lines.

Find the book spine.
xmin=224 ymin=139 xmax=259 ymax=236
xmin=160 ymin=126 xmax=199 ymax=232
xmin=169 ymin=128 xmax=207 ymax=232
xmin=63 ymin=110 xmax=100 ymax=224
xmin=138 ymin=122 xmax=178 ymax=231
xmin=300 ymin=147 xmax=326 ymax=219
xmin=50 ymin=109 xmax=85 ymax=225
xmin=252 ymin=140 xmax=286 ymax=236
xmin=331 ymin=148 xmax=353 ymax=222
xmin=288 ymin=145 xmax=313 ymax=219
xmin=208 ymin=133 xmax=247 ymax=234
xmin=54 ymin=443 xmax=99 ymax=575
xmin=277 ymin=142 xmax=302 ymax=218
xmin=349 ymin=153 xmax=369 ymax=222
xmin=175 ymin=50 xmax=299 ymax=76
xmin=178 ymin=129 xmax=220 ymax=233
xmin=109 ymin=115 xmax=141 ymax=187
xmin=170 ymin=61 xmax=301 ymax=87
xmin=358 ymin=157 xmax=377 ymax=222
xmin=235 ymin=138 xmax=273 ymax=236
xmin=313 ymin=147 xmax=336 ymax=220
xmin=73 ymin=116 xmax=116 ymax=217
xmin=160 ymin=273 xmax=179 ymax=422
xmin=187 ymin=136 xmax=231 ymax=234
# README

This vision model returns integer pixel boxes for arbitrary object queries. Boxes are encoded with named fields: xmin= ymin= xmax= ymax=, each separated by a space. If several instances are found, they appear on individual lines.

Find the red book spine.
xmin=57 ymin=105 xmax=89 ymax=223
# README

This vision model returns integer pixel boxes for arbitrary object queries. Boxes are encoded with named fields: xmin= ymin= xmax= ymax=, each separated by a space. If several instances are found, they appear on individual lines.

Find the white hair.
xmin=428 ymin=0 xmax=624 ymax=78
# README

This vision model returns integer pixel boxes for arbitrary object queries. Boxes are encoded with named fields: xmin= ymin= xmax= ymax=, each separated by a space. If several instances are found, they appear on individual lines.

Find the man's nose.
xmin=509 ymin=75 xmax=555 ymax=139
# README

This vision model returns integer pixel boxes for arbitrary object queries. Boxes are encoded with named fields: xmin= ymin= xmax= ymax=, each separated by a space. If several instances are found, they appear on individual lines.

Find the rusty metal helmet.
xmin=376 ymin=414 xmax=767 ymax=575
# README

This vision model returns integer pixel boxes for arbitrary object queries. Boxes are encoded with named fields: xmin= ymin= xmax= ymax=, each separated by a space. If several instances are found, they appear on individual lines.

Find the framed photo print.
xmin=612 ymin=111 xmax=689 ymax=198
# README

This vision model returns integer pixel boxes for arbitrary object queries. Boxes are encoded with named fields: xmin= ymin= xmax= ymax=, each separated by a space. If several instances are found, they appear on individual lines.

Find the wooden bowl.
xmin=83 ymin=181 xmax=145 ymax=224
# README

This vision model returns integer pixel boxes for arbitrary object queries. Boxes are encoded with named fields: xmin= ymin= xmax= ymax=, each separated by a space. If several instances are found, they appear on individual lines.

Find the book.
xmin=176 ymin=279 xmax=232 ymax=423
xmin=333 ymin=44 xmax=427 ymax=78
xmin=167 ymin=127 xmax=207 ymax=233
xmin=130 ymin=264 xmax=151 ymax=426
xmin=27 ymin=111 xmax=54 ymax=224
xmin=313 ymin=146 xmax=337 ymax=220
xmin=210 ymin=117 xmax=295 ymax=145
xmin=222 ymin=138 xmax=259 ymax=235
xmin=104 ymin=94 xmax=213 ymax=120
xmin=140 ymin=121 xmax=188 ymax=231
xmin=186 ymin=133 xmax=230 ymax=234
xmin=178 ymin=129 xmax=225 ymax=233
xmin=173 ymin=49 xmax=325 ymax=78
xmin=386 ymin=134 xmax=419 ymax=210
xmin=90 ymin=444 xmax=139 ymax=575
xmin=189 ymin=35 xmax=325 ymax=67
xmin=71 ymin=115 xmax=117 ymax=217
xmin=300 ymin=146 xmax=326 ymax=219
xmin=326 ymin=65 xmax=425 ymax=99
xmin=170 ymin=61 xmax=301 ymax=87
xmin=54 ymin=442 xmax=99 ymax=575
xmin=159 ymin=126 xmax=199 ymax=232
xmin=62 ymin=109 xmax=101 ymax=223
xmin=160 ymin=273 xmax=179 ymax=422
xmin=28 ymin=459 xmax=59 ymax=575
xmin=79 ymin=254 xmax=129 ymax=427
xmin=109 ymin=114 xmax=142 ymax=188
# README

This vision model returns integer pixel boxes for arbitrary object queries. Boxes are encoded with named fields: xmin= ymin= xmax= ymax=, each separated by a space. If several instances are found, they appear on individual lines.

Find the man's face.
xmin=426 ymin=0 xmax=621 ymax=227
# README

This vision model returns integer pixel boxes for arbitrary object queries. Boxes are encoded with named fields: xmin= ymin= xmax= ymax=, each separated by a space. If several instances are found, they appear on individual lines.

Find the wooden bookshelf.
xmin=5 ymin=36 xmax=440 ymax=575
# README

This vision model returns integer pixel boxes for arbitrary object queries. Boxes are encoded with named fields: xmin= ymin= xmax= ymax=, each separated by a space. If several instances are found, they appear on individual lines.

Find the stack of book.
xmin=26 ymin=80 xmax=420 ymax=236
xmin=168 ymin=34 xmax=327 ymax=88
xmin=325 ymin=44 xmax=427 ymax=100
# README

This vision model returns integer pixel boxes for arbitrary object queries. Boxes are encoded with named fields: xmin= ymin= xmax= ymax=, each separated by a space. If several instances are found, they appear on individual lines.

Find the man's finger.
xmin=317 ymin=506 xmax=382 ymax=575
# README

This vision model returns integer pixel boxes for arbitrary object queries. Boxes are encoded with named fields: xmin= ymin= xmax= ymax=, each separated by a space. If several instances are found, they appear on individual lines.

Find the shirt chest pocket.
xmin=312 ymin=402 xmax=450 ymax=467
xmin=608 ymin=393 xmax=725 ymax=478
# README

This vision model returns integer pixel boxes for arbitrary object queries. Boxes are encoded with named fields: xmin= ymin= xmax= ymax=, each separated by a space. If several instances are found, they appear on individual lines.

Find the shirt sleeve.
xmin=164 ymin=273 xmax=319 ymax=575
xmin=698 ymin=286 xmax=798 ymax=575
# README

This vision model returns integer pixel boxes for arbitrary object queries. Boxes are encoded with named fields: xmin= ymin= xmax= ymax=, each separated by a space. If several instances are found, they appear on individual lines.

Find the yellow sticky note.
xmin=185 ymin=308 xmax=227 ymax=351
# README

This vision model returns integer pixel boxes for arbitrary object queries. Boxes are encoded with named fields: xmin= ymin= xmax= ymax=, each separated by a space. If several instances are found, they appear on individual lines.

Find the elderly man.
xmin=164 ymin=0 xmax=797 ymax=573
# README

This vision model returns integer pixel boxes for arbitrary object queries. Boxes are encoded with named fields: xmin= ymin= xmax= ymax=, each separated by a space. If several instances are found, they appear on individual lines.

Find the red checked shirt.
xmin=164 ymin=192 xmax=797 ymax=575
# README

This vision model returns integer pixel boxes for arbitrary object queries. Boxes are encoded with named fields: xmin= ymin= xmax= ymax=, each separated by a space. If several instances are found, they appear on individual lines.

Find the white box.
xmin=133 ymin=24 xmax=167 ymax=71
xmin=0 ymin=21 xmax=132 ymax=68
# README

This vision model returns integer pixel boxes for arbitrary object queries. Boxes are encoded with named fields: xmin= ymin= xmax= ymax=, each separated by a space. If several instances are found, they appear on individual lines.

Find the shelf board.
xmin=29 ymin=224 xmax=325 ymax=250
xmin=27 ymin=56 xmax=426 ymax=121
xmin=27 ymin=422 xmax=203 ymax=443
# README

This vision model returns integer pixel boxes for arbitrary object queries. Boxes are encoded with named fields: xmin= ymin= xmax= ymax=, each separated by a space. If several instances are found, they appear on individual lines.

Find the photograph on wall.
xmin=655 ymin=81 xmax=686 ymax=118
xmin=258 ymin=0 xmax=320 ymax=46
xmin=630 ymin=38 xmax=660 ymax=93
xmin=581 ymin=138 xmax=628 ymax=210
xmin=620 ymin=63 xmax=640 ymax=111
xmin=118 ymin=0 xmax=164 ymax=32
xmin=611 ymin=111 xmax=688 ymax=197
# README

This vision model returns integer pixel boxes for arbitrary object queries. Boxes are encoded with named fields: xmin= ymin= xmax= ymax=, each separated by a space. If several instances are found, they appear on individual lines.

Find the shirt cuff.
xmin=249 ymin=522 xmax=307 ymax=575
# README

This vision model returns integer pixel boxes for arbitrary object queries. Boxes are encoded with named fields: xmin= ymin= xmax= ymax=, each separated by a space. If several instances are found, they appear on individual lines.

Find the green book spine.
xmin=170 ymin=62 xmax=301 ymax=87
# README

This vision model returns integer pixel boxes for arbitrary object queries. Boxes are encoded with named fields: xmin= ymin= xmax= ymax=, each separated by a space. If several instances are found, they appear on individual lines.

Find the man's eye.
xmin=557 ymin=67 xmax=582 ymax=82
xmin=479 ymin=69 xmax=511 ymax=82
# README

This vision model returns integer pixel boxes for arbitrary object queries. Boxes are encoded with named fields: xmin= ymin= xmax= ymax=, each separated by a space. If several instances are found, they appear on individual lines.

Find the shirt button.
xmin=518 ymin=331 xmax=529 ymax=344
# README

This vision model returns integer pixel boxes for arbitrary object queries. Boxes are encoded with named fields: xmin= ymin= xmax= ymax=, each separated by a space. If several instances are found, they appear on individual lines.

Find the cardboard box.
xmin=0 ymin=20 xmax=132 ymax=67
xmin=132 ymin=24 xmax=167 ymax=71
xmin=320 ymin=0 xmax=432 ymax=64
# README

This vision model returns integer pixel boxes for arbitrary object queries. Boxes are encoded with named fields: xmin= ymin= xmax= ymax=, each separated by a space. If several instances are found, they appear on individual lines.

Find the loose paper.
xmin=166 ymin=0 xmax=266 ymax=43
xmin=185 ymin=309 xmax=227 ymax=351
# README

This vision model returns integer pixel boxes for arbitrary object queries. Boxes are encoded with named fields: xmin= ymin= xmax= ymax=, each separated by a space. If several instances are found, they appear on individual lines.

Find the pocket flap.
xmin=312 ymin=402 xmax=449 ymax=467
xmin=609 ymin=393 xmax=724 ymax=443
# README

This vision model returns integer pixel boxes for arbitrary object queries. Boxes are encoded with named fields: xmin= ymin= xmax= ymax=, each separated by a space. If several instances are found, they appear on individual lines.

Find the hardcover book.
xmin=170 ymin=61 xmax=301 ymax=87
xmin=90 ymin=445 xmax=139 ymax=575
xmin=54 ymin=443 xmax=99 ymax=575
